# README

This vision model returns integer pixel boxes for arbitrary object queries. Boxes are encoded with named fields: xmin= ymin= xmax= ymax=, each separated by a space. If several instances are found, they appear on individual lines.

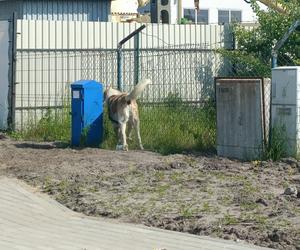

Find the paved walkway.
xmin=0 ymin=177 xmax=272 ymax=250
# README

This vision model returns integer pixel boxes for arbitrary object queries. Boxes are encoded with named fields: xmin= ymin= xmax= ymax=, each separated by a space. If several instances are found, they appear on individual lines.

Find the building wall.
xmin=0 ymin=0 xmax=111 ymax=21
xmin=0 ymin=1 xmax=23 ymax=20
xmin=182 ymin=0 xmax=267 ymax=24
xmin=23 ymin=0 xmax=111 ymax=21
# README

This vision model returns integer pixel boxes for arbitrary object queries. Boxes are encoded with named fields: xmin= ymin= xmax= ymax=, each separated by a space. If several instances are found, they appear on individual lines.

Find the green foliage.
xmin=218 ymin=0 xmax=300 ymax=75
xmin=180 ymin=18 xmax=192 ymax=25
xmin=265 ymin=125 xmax=288 ymax=161
xmin=14 ymin=108 xmax=71 ymax=143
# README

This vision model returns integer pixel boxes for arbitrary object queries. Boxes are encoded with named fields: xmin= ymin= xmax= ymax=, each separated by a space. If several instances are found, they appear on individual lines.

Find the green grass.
xmin=220 ymin=213 xmax=240 ymax=225
xmin=102 ymin=102 xmax=216 ymax=154
xmin=138 ymin=103 xmax=216 ymax=154
xmin=12 ymin=100 xmax=216 ymax=155
xmin=11 ymin=108 xmax=71 ymax=143
xmin=264 ymin=125 xmax=288 ymax=161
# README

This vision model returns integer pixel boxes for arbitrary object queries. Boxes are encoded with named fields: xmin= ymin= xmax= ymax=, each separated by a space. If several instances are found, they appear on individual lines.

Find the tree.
xmin=219 ymin=0 xmax=300 ymax=77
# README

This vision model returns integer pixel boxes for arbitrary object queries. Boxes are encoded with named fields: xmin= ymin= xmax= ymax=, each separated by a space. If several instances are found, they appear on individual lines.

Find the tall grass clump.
xmin=16 ymin=107 xmax=71 ymax=143
xmin=265 ymin=125 xmax=288 ymax=161
xmin=139 ymin=102 xmax=216 ymax=154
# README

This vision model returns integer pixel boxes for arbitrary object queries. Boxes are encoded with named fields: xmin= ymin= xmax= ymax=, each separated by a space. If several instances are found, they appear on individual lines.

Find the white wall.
xmin=182 ymin=0 xmax=267 ymax=24
xmin=0 ymin=21 xmax=9 ymax=130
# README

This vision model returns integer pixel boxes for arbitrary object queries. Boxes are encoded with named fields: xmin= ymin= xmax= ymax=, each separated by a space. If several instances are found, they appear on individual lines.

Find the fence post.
xmin=134 ymin=32 xmax=140 ymax=85
xmin=117 ymin=46 xmax=122 ymax=91
xmin=271 ymin=20 xmax=300 ymax=68
xmin=117 ymin=24 xmax=146 ymax=91
xmin=8 ymin=12 xmax=17 ymax=130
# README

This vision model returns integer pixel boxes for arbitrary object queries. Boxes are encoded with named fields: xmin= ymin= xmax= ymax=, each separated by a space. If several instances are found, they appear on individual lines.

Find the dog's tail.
xmin=126 ymin=79 xmax=151 ymax=101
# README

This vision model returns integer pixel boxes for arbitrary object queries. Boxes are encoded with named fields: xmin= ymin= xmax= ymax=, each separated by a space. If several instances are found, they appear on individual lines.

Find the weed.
xmin=180 ymin=205 xmax=195 ymax=219
xmin=154 ymin=171 xmax=165 ymax=181
xmin=265 ymin=125 xmax=288 ymax=161
xmin=200 ymin=201 xmax=219 ymax=214
xmin=240 ymin=201 xmax=259 ymax=211
xmin=170 ymin=171 xmax=183 ymax=183
xmin=220 ymin=213 xmax=239 ymax=225
xmin=16 ymin=108 xmax=71 ymax=143
xmin=220 ymin=195 xmax=233 ymax=206
xmin=156 ymin=184 xmax=170 ymax=196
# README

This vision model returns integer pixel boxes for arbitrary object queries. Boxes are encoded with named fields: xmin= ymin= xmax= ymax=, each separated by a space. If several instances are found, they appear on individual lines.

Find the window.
xmin=218 ymin=10 xmax=241 ymax=24
xmin=231 ymin=11 xmax=241 ymax=22
xmin=218 ymin=10 xmax=229 ymax=24
xmin=184 ymin=9 xmax=194 ymax=22
xmin=198 ymin=10 xmax=208 ymax=24
xmin=161 ymin=0 xmax=168 ymax=5
xmin=183 ymin=9 xmax=208 ymax=24
xmin=161 ymin=10 xmax=169 ymax=23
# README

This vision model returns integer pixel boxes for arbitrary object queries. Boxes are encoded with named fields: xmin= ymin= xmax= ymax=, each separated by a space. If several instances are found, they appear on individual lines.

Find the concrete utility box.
xmin=71 ymin=80 xmax=103 ymax=147
xmin=271 ymin=66 xmax=300 ymax=156
xmin=216 ymin=78 xmax=271 ymax=160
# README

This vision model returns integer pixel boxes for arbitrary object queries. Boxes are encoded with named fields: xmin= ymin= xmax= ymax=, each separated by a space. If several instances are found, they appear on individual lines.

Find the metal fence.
xmin=13 ymin=19 xmax=299 ymax=152
xmin=15 ymin=20 xmax=234 ymax=131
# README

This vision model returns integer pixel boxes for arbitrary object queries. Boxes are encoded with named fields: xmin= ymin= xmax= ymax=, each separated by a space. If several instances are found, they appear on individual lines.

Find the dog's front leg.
xmin=120 ymin=123 xmax=128 ymax=151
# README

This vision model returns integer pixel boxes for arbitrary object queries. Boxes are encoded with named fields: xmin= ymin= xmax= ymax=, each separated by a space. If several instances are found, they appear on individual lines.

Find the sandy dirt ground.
xmin=0 ymin=136 xmax=300 ymax=250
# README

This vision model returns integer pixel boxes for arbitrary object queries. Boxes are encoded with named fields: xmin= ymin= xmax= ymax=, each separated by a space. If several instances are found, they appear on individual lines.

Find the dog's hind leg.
xmin=127 ymin=122 xmax=133 ymax=141
xmin=135 ymin=120 xmax=144 ymax=150
xmin=114 ymin=126 xmax=122 ymax=145
xmin=120 ymin=123 xmax=128 ymax=151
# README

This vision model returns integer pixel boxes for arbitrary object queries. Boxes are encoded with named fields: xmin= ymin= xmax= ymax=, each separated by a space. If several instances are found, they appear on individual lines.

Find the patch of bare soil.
xmin=1 ymin=138 xmax=300 ymax=250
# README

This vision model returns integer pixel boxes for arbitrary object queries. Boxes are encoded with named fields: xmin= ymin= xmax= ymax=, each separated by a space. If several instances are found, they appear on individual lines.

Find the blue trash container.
xmin=71 ymin=80 xmax=103 ymax=147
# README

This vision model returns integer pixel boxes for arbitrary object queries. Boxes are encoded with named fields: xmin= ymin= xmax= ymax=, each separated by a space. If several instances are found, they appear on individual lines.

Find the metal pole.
xmin=117 ymin=24 xmax=146 ymax=91
xmin=8 ymin=12 xmax=17 ymax=130
xmin=134 ymin=32 xmax=140 ymax=85
xmin=271 ymin=53 xmax=278 ymax=68
xmin=117 ymin=47 xmax=122 ymax=91
xmin=271 ymin=20 xmax=300 ymax=68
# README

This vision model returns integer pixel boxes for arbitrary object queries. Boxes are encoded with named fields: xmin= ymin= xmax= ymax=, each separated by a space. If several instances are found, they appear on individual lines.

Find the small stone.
xmin=284 ymin=187 xmax=298 ymax=196
xmin=269 ymin=230 xmax=280 ymax=242
xmin=256 ymin=198 xmax=268 ymax=206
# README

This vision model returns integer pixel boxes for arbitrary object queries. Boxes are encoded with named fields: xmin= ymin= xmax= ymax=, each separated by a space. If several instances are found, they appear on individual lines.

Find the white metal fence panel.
xmin=16 ymin=20 xmax=232 ymax=50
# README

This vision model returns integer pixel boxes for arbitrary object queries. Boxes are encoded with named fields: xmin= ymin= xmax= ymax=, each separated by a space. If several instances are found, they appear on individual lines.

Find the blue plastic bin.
xmin=71 ymin=80 xmax=103 ymax=147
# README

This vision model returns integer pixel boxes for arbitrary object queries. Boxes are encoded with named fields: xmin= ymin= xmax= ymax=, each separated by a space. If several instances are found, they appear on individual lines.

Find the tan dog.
xmin=104 ymin=79 xmax=151 ymax=151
